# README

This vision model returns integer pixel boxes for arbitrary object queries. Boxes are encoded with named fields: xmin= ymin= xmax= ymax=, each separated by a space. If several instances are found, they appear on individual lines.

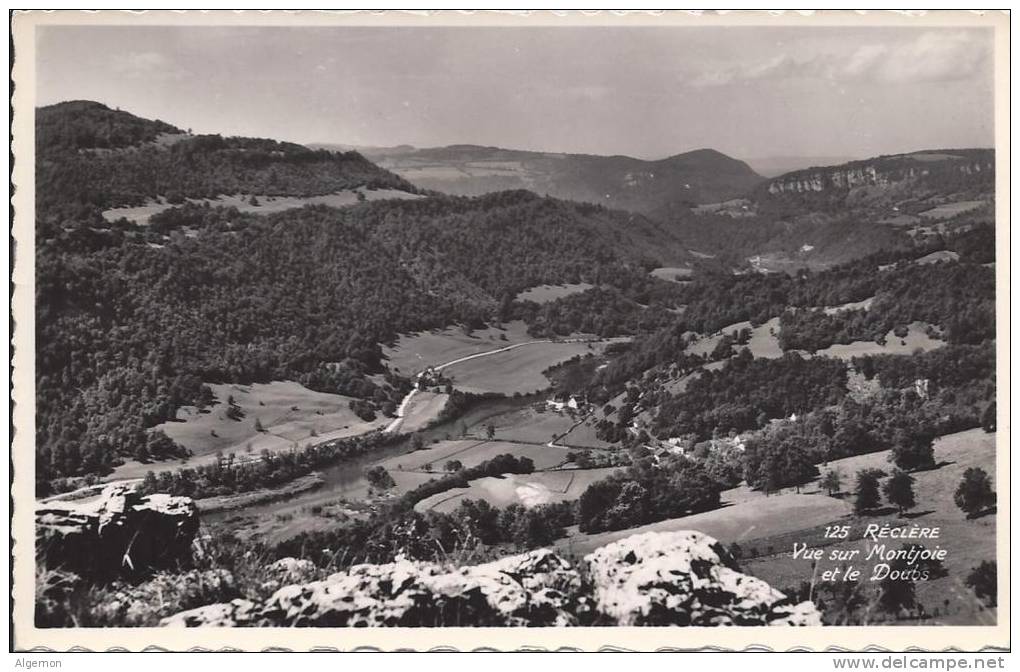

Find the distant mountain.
xmin=37 ymin=101 xmax=420 ymax=225
xmin=312 ymin=143 xmax=765 ymax=214
xmin=760 ymin=149 xmax=994 ymax=208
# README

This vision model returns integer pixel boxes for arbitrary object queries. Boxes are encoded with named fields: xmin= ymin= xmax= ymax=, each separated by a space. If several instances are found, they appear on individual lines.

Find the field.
xmin=649 ymin=267 xmax=694 ymax=283
xmin=394 ymin=390 xmax=449 ymax=433
xmin=914 ymin=250 xmax=961 ymax=265
xmin=823 ymin=296 xmax=875 ymax=314
xmin=383 ymin=320 xmax=537 ymax=375
xmin=557 ymin=428 xmax=996 ymax=624
xmin=919 ymin=200 xmax=987 ymax=220
xmin=816 ymin=322 xmax=945 ymax=359
xmin=108 ymin=381 xmax=387 ymax=481
xmin=684 ymin=318 xmax=782 ymax=360
xmin=470 ymin=406 xmax=579 ymax=444
xmin=415 ymin=466 xmax=621 ymax=513
xmin=515 ymin=283 xmax=594 ymax=303
xmin=376 ymin=438 xmax=573 ymax=474
xmin=102 ymin=188 xmax=420 ymax=225
xmin=442 ymin=340 xmax=607 ymax=395
xmin=557 ymin=417 xmax=615 ymax=449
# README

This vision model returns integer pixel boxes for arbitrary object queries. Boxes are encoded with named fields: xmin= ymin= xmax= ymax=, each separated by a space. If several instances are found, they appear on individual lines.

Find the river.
xmin=201 ymin=393 xmax=540 ymax=525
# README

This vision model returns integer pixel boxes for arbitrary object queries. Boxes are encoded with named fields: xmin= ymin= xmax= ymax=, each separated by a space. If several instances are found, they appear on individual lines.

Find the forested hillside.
xmin=37 ymin=101 xmax=419 ymax=234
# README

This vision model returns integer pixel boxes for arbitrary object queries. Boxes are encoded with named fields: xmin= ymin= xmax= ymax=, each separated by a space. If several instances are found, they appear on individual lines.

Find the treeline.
xmin=136 ymin=431 xmax=402 ymax=499
xmin=577 ymin=456 xmax=722 ymax=533
xmin=397 ymin=454 xmax=536 ymax=509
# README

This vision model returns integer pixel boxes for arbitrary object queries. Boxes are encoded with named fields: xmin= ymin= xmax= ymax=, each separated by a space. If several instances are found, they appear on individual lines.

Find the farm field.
xmin=110 ymin=381 xmax=388 ymax=481
xmin=415 ymin=466 xmax=621 ymax=513
xmin=377 ymin=438 xmax=573 ymax=474
xmin=741 ymin=317 xmax=783 ymax=358
xmin=816 ymin=322 xmax=945 ymax=359
xmin=557 ymin=417 xmax=615 ymax=449
xmin=515 ymin=283 xmax=594 ymax=303
xmin=383 ymin=320 xmax=536 ymax=375
xmin=102 ymin=188 xmax=420 ymax=225
xmin=919 ymin=200 xmax=986 ymax=220
xmin=443 ymin=340 xmax=607 ymax=395
xmin=649 ymin=266 xmax=694 ymax=282
xmin=394 ymin=390 xmax=449 ymax=433
xmin=469 ymin=406 xmax=579 ymax=444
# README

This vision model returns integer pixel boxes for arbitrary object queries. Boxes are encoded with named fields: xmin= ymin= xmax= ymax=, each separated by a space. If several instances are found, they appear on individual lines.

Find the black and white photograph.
xmin=10 ymin=9 xmax=1009 ymax=652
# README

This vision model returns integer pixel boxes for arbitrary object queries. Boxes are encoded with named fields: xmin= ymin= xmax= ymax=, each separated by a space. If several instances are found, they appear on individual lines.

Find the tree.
xmin=954 ymin=467 xmax=996 ymax=518
xmin=883 ymin=469 xmax=916 ymax=516
xmin=364 ymin=465 xmax=395 ymax=490
xmin=889 ymin=427 xmax=936 ymax=472
xmin=254 ymin=416 xmax=264 ymax=432
xmin=485 ymin=424 xmax=495 ymax=440
xmin=853 ymin=469 xmax=882 ymax=515
xmin=821 ymin=469 xmax=843 ymax=496
xmin=965 ymin=561 xmax=997 ymax=607
xmin=444 ymin=460 xmax=463 ymax=473
xmin=410 ymin=433 xmax=425 ymax=451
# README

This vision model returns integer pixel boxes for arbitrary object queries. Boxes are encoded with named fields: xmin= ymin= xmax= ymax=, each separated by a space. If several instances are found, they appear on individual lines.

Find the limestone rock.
xmin=36 ymin=483 xmax=199 ymax=577
xmin=161 ymin=530 xmax=819 ymax=627
xmin=585 ymin=530 xmax=820 ymax=626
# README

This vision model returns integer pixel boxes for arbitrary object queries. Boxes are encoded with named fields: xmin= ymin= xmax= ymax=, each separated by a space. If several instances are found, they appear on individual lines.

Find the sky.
xmin=36 ymin=24 xmax=995 ymax=161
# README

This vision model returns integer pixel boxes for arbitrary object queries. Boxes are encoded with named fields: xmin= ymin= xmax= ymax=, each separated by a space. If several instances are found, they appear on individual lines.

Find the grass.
xmin=415 ymin=466 xmax=621 ymax=513
xmin=396 ymin=390 xmax=449 ymax=433
xmin=555 ymin=428 xmax=995 ymax=625
xmin=102 ymin=188 xmax=420 ymax=225
xmin=741 ymin=428 xmax=997 ymax=625
xmin=443 ymin=341 xmax=605 ymax=395
xmin=919 ymin=200 xmax=987 ymax=220
xmin=109 ymin=380 xmax=387 ymax=481
xmin=383 ymin=320 xmax=536 ymax=375
xmin=515 ymin=283 xmax=594 ymax=304
xmin=914 ymin=250 xmax=961 ymax=265
xmin=823 ymin=296 xmax=875 ymax=314
xmin=816 ymin=322 xmax=945 ymax=360
xmin=649 ymin=267 xmax=694 ymax=283
xmin=472 ymin=406 xmax=579 ymax=444
xmin=377 ymin=439 xmax=572 ymax=473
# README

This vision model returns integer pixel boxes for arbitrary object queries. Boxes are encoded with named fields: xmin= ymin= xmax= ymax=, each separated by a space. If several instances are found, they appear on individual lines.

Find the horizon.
xmin=36 ymin=25 xmax=994 ymax=162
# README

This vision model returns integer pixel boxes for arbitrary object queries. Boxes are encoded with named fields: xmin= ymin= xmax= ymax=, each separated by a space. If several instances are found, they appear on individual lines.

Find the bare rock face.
xmin=585 ymin=531 xmax=821 ymax=626
xmin=163 ymin=531 xmax=820 ymax=627
xmin=36 ymin=483 xmax=199 ymax=578
xmin=163 ymin=548 xmax=587 ymax=627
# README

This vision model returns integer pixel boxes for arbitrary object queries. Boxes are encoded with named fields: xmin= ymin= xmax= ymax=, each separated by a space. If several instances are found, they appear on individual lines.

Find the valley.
xmin=32 ymin=100 xmax=999 ymax=629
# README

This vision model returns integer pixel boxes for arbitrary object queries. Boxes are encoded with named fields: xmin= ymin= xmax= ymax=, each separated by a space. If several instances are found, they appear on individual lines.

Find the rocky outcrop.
xmin=163 ymin=548 xmax=587 ymax=627
xmin=162 ymin=531 xmax=819 ymax=627
xmin=586 ymin=531 xmax=820 ymax=626
xmin=766 ymin=152 xmax=994 ymax=196
xmin=36 ymin=483 xmax=199 ymax=578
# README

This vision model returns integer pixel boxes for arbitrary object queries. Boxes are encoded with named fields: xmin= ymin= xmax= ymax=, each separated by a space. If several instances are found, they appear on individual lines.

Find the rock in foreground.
xmin=163 ymin=531 xmax=819 ymax=627
xmin=36 ymin=483 xmax=199 ymax=578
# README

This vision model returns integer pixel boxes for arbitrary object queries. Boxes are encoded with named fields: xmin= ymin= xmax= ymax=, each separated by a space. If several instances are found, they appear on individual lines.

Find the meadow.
xmin=107 ymin=381 xmax=387 ymax=481
xmin=515 ymin=283 xmax=594 ymax=303
xmin=442 ymin=340 xmax=606 ymax=395
xmin=383 ymin=320 xmax=537 ymax=375
xmin=815 ymin=322 xmax=945 ymax=359
xmin=102 ymin=188 xmax=420 ymax=225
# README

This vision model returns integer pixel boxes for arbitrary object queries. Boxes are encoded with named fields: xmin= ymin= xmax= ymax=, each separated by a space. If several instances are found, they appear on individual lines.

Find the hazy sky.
xmin=36 ymin=25 xmax=995 ymax=160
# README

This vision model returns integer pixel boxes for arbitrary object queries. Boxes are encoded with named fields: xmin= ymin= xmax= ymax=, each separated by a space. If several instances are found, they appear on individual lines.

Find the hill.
xmin=312 ymin=143 xmax=765 ymax=214
xmin=36 ymin=101 xmax=420 ymax=233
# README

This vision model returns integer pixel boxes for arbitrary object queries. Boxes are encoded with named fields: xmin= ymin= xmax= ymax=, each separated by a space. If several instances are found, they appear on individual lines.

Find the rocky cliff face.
xmin=36 ymin=483 xmax=199 ymax=578
xmin=765 ymin=152 xmax=994 ymax=195
xmin=162 ymin=531 xmax=821 ymax=627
